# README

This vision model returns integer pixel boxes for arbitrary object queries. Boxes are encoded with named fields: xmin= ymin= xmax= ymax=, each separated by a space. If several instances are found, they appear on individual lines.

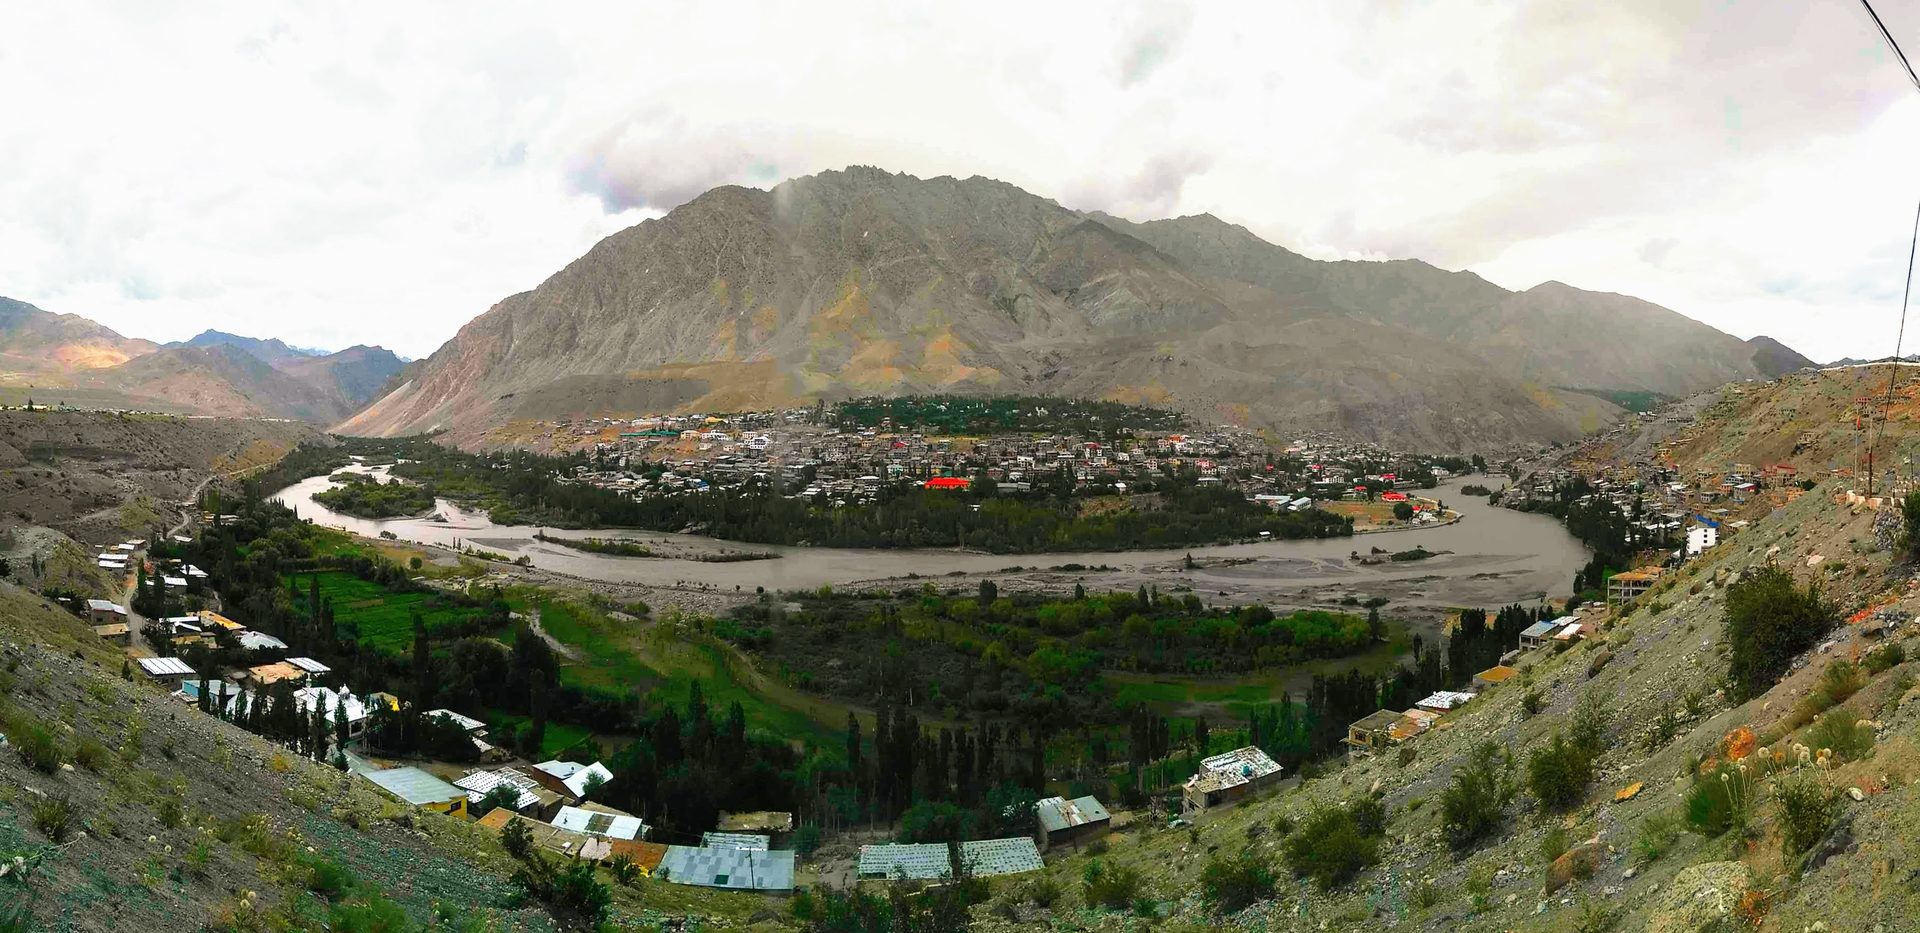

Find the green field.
xmin=481 ymin=711 xmax=595 ymax=760
xmin=532 ymin=598 xmax=845 ymax=749
xmin=289 ymin=570 xmax=491 ymax=654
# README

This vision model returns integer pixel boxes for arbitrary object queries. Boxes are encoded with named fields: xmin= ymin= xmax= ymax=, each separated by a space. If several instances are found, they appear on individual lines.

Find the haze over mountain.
xmin=339 ymin=168 xmax=1805 ymax=451
xmin=0 ymin=298 xmax=402 ymax=422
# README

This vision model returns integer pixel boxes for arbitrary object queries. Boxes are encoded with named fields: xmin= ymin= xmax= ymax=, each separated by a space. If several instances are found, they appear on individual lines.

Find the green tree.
xmin=1724 ymin=566 xmax=1833 ymax=700
xmin=1441 ymin=741 xmax=1516 ymax=851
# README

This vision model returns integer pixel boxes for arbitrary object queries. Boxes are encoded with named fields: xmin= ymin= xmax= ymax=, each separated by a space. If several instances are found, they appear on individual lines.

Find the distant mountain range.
xmin=339 ymin=166 xmax=1810 ymax=450
xmin=0 ymin=299 xmax=403 ymax=422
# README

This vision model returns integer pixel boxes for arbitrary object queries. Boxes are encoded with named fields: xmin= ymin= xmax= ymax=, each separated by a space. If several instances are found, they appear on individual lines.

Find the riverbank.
xmin=273 ymin=473 xmax=1588 ymax=612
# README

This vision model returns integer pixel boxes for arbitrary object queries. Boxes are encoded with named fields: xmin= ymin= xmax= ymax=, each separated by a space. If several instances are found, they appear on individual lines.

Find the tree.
xmin=521 ymin=670 xmax=550 ymax=758
xmin=1281 ymin=806 xmax=1379 ymax=890
xmin=1392 ymin=501 xmax=1414 ymax=521
xmin=1903 ymin=490 xmax=1920 ymax=560
xmin=1201 ymin=850 xmax=1278 ymax=913
xmin=1441 ymin=741 xmax=1515 ymax=851
xmin=1724 ymin=566 xmax=1833 ymax=700
xmin=1526 ymin=732 xmax=1595 ymax=810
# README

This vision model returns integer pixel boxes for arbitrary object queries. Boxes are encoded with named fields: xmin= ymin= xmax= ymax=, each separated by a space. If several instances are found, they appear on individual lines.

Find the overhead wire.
xmin=1857 ymin=0 xmax=1920 ymax=494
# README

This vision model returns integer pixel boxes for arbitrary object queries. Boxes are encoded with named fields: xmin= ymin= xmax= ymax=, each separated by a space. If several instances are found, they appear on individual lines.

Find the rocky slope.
xmin=338 ymin=167 xmax=1791 ymax=451
xmin=971 ymin=478 xmax=1919 ymax=932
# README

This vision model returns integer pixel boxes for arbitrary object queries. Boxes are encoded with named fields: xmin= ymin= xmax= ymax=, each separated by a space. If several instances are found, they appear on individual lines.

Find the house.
xmin=286 ymin=657 xmax=332 ymax=679
xmin=1345 ymin=709 xmax=1406 ymax=756
xmin=1520 ymin=616 xmax=1575 ymax=650
xmin=178 ymin=678 xmax=244 ymax=711
xmin=455 ymin=768 xmax=563 ymax=820
xmin=291 ymin=687 xmax=369 ymax=742
xmin=1180 ymin=746 xmax=1285 ymax=814
xmin=1035 ymin=795 xmax=1112 ymax=849
xmin=553 ymin=804 xmax=648 ymax=841
xmin=529 ymin=760 xmax=614 ymax=800
xmin=1414 ymin=691 xmax=1475 ymax=714
xmin=858 ymin=843 xmax=955 ymax=881
xmin=1473 ymin=665 xmax=1520 ymax=690
xmin=958 ymin=838 xmax=1044 ymax=878
xmin=237 ymin=631 xmax=288 ymax=651
xmin=197 ymin=610 xmax=246 ymax=634
xmin=137 ymin=656 xmax=195 ymax=687
xmin=86 ymin=599 xmax=126 ymax=624
xmin=1687 ymin=524 xmax=1719 ymax=557
xmin=658 ymin=845 xmax=795 ymax=892
xmin=92 ymin=623 xmax=130 ymax=646
xmin=361 ymin=766 xmax=468 ymax=818
xmin=1607 ymin=568 xmax=1662 ymax=606
xmin=477 ymin=810 xmax=666 ymax=869
xmin=243 ymin=662 xmax=306 ymax=688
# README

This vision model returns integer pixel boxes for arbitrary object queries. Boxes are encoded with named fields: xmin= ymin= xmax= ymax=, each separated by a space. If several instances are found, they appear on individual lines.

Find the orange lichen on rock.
xmin=1722 ymin=727 xmax=1757 ymax=762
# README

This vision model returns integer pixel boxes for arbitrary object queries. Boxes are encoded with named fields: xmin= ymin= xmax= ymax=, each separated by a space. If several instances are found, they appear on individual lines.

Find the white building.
xmin=1687 ymin=524 xmax=1719 ymax=557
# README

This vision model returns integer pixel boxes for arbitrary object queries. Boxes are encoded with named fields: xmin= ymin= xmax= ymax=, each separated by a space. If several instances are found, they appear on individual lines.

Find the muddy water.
xmin=274 ymin=471 xmax=1588 ymax=609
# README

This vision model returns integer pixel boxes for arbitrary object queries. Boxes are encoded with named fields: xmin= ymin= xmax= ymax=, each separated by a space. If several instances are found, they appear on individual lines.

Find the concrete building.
xmin=1180 ymin=746 xmax=1284 ymax=814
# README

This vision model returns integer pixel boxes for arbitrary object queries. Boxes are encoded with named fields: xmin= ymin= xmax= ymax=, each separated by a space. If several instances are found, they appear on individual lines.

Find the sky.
xmin=3 ymin=1 xmax=1919 ymax=363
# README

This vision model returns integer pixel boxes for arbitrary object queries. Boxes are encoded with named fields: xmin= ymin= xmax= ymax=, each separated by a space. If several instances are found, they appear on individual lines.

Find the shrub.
xmin=1527 ymin=732 xmax=1597 ymax=811
xmin=156 ymin=796 xmax=185 ymax=829
xmin=1642 ymin=706 xmax=1680 ymax=751
xmin=74 ymin=737 xmax=110 ymax=772
xmin=31 ymin=794 xmax=76 ymax=842
xmin=605 ymin=854 xmax=639 ymax=886
xmin=1816 ymin=660 xmax=1867 ymax=707
xmin=1724 ymin=567 xmax=1834 ymax=701
xmin=8 ymin=718 xmax=66 ymax=774
xmin=1865 ymin=642 xmax=1905 ymax=673
xmin=1442 ymin=741 xmax=1516 ymax=851
xmin=1805 ymin=708 xmax=1875 ymax=763
xmin=1539 ymin=825 xmax=1569 ymax=862
xmin=1522 ymin=689 xmax=1544 ymax=717
xmin=1350 ymin=796 xmax=1388 ymax=837
xmin=1025 ymin=876 xmax=1061 ymax=908
xmin=1635 ymin=809 xmax=1683 ymax=863
xmin=511 ymin=853 xmax=612 ymax=929
xmin=1568 ymin=692 xmax=1609 ymax=759
xmin=1685 ymin=763 xmax=1754 ymax=837
xmin=1082 ymin=859 xmax=1142 ymax=910
xmin=1200 ymin=850 xmax=1277 ymax=915
xmin=1772 ymin=771 xmax=1841 ymax=855
xmin=306 ymin=857 xmax=356 ymax=900
xmin=795 ymin=824 xmax=823 ymax=857
xmin=1281 ymin=806 xmax=1380 ymax=890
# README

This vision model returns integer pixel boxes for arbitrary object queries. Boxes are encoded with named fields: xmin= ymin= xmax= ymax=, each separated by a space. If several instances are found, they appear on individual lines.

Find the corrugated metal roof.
xmin=959 ymin=838 xmax=1044 ymax=877
xmin=658 ymin=846 xmax=794 ymax=891
xmin=454 ymin=769 xmax=544 ymax=811
xmin=1036 ymin=795 xmax=1111 ymax=834
xmin=363 ymin=767 xmax=464 ymax=806
xmin=554 ymin=805 xmax=646 ymax=841
xmin=138 ymin=657 xmax=195 ymax=677
xmin=857 ymin=843 xmax=953 ymax=880
xmin=286 ymin=657 xmax=331 ymax=674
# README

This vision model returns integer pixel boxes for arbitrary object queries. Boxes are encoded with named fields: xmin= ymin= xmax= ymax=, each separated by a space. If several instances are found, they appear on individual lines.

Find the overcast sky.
xmin=3 ymin=1 xmax=1919 ymax=363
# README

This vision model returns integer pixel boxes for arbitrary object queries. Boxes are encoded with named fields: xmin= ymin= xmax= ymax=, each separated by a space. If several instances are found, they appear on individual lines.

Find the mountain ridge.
xmin=339 ymin=167 xmax=1790 ymax=450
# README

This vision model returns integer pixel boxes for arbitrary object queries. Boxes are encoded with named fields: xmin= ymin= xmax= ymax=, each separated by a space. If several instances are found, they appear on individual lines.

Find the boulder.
xmin=1544 ymin=843 xmax=1605 ymax=893
xmin=1646 ymin=861 xmax=1748 ymax=933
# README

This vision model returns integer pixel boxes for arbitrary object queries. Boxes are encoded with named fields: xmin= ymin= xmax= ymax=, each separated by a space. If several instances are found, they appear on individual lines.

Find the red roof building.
xmin=923 ymin=477 xmax=971 ymax=490
xmin=1380 ymin=491 xmax=1409 ymax=502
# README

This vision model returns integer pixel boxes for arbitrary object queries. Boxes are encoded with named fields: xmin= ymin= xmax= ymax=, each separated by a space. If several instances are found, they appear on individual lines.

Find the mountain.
xmin=0 ymin=302 xmax=405 ymax=421
xmin=1746 ymin=335 xmax=1816 ymax=376
xmin=281 ymin=344 xmax=407 ymax=408
xmin=169 ymin=328 xmax=323 ymax=367
xmin=0 ymin=296 xmax=157 ymax=371
xmin=337 ymin=167 xmax=1769 ymax=450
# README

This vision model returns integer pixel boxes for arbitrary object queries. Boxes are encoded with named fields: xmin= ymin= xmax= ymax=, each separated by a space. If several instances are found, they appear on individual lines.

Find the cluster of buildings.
xmin=1345 ymin=608 xmax=1610 ymax=757
xmin=527 ymin=410 xmax=1485 ymax=521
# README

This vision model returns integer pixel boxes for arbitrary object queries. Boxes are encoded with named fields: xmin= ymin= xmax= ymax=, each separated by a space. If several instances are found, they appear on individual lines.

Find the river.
xmin=273 ymin=470 xmax=1589 ymax=611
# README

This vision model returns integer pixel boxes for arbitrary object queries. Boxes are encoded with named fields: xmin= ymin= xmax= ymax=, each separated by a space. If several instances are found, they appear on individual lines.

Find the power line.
xmin=1858 ymin=0 xmax=1920 ymax=495
xmin=1860 ymin=0 xmax=1920 ymax=94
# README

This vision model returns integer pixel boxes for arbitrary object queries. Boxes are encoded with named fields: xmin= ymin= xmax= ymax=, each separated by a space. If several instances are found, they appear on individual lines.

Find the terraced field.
xmin=288 ymin=570 xmax=493 ymax=654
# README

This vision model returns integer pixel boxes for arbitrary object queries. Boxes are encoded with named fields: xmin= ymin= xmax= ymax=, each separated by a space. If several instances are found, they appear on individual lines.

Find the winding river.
xmin=274 ymin=471 xmax=1590 ymax=609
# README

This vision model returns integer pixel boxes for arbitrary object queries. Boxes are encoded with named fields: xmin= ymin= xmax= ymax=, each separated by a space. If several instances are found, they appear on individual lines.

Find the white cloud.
xmin=1 ymin=0 xmax=1917 ymax=362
